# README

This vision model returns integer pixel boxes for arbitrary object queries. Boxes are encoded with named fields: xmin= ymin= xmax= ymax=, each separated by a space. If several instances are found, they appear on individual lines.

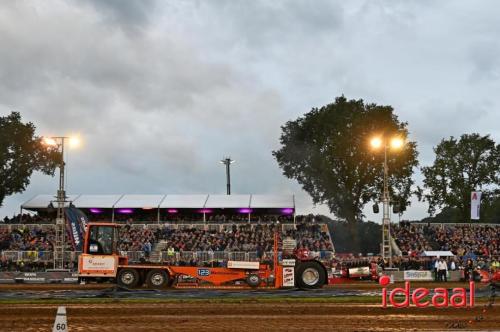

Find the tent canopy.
xmin=421 ymin=251 xmax=455 ymax=257
xmin=114 ymin=195 xmax=165 ymax=208
xmin=72 ymin=195 xmax=122 ymax=208
xmin=250 ymin=194 xmax=295 ymax=209
xmin=22 ymin=194 xmax=296 ymax=211
xmin=204 ymin=195 xmax=251 ymax=208
xmin=159 ymin=195 xmax=209 ymax=209
xmin=21 ymin=194 xmax=81 ymax=209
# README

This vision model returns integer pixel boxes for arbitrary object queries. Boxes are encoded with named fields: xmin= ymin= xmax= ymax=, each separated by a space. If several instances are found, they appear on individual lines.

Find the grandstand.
xmin=0 ymin=194 xmax=336 ymax=271
xmin=2 ymin=193 xmax=499 ymax=274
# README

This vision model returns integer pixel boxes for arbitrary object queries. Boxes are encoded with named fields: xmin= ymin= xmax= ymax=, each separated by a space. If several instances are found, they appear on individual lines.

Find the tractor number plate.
xmin=198 ymin=269 xmax=210 ymax=277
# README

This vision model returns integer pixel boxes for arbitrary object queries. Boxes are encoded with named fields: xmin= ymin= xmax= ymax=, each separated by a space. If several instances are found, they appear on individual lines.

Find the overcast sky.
xmin=1 ymin=0 xmax=499 ymax=221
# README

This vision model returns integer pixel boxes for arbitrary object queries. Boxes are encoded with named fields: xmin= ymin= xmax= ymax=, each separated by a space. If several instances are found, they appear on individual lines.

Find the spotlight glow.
xmin=390 ymin=137 xmax=404 ymax=149
xmin=370 ymin=137 xmax=383 ymax=149
xmin=43 ymin=137 xmax=57 ymax=146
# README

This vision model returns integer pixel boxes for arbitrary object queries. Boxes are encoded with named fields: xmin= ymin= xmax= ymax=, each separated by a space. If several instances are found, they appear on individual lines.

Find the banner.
xmin=348 ymin=266 xmax=370 ymax=277
xmin=471 ymin=191 xmax=482 ymax=220
xmin=282 ymin=267 xmax=295 ymax=287
xmin=403 ymin=270 xmax=433 ymax=281
xmin=64 ymin=207 xmax=88 ymax=251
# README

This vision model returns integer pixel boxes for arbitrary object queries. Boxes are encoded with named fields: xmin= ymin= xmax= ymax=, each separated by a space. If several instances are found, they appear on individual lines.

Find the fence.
xmin=1 ymin=250 xmax=335 ymax=265
xmin=0 ymin=250 xmax=81 ymax=263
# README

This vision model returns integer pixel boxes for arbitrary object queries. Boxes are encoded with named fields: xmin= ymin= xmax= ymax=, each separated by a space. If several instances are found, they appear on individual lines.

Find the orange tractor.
xmin=78 ymin=222 xmax=328 ymax=289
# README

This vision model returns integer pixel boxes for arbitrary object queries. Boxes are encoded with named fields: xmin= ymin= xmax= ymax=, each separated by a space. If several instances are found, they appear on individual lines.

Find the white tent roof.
xmin=421 ymin=251 xmax=455 ymax=257
xmin=250 ymin=194 xmax=295 ymax=208
xmin=21 ymin=194 xmax=81 ymax=209
xmin=72 ymin=195 xmax=123 ymax=208
xmin=204 ymin=194 xmax=251 ymax=208
xmin=114 ymin=195 xmax=166 ymax=208
xmin=22 ymin=194 xmax=295 ymax=210
xmin=160 ymin=194 xmax=209 ymax=208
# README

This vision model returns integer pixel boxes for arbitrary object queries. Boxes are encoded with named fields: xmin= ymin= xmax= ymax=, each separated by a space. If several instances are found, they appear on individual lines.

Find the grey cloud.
xmin=1 ymin=0 xmax=500 ymax=223
xmin=80 ymin=0 xmax=160 ymax=28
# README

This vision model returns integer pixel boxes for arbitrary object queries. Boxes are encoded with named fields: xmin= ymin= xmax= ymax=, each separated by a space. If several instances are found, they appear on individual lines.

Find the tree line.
xmin=1 ymin=101 xmax=499 ymax=229
xmin=273 ymin=96 xmax=500 ymax=230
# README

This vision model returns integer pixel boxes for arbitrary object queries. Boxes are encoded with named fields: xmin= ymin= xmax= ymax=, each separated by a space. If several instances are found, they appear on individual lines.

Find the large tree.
xmin=273 ymin=96 xmax=418 ymax=250
xmin=0 ymin=112 xmax=61 ymax=207
xmin=422 ymin=133 xmax=500 ymax=222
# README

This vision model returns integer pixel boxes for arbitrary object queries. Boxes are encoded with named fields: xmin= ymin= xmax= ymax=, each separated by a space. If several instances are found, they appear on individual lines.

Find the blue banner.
xmin=64 ymin=207 xmax=88 ymax=251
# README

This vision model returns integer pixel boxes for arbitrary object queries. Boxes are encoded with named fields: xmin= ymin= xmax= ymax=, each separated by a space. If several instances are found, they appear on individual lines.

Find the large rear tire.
xmin=117 ymin=268 xmax=140 ymax=288
xmin=246 ymin=274 xmax=261 ymax=287
xmin=146 ymin=269 xmax=170 ymax=289
xmin=295 ymin=261 xmax=326 ymax=289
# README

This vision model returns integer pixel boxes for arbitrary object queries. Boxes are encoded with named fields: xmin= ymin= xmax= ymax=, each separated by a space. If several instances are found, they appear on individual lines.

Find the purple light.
xmin=117 ymin=208 xmax=133 ymax=214
xmin=281 ymin=208 xmax=294 ymax=215
xmin=199 ymin=209 xmax=212 ymax=214
xmin=167 ymin=209 xmax=178 ymax=214
xmin=89 ymin=208 xmax=102 ymax=214
xmin=238 ymin=208 xmax=252 ymax=214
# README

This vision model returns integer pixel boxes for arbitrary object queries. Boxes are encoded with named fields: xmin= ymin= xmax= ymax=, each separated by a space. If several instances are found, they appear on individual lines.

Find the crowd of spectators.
xmin=391 ymin=221 xmax=433 ymax=256
xmin=0 ymin=226 xmax=55 ymax=251
xmin=392 ymin=222 xmax=500 ymax=258
xmin=433 ymin=225 xmax=499 ymax=257
xmin=117 ymin=225 xmax=155 ymax=255
xmin=141 ymin=222 xmax=333 ymax=253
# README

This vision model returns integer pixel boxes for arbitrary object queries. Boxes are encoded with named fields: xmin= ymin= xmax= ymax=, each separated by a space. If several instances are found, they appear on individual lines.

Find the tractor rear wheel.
xmin=295 ymin=261 xmax=326 ymax=289
xmin=146 ymin=269 xmax=170 ymax=289
xmin=117 ymin=268 xmax=140 ymax=288
xmin=246 ymin=274 xmax=261 ymax=287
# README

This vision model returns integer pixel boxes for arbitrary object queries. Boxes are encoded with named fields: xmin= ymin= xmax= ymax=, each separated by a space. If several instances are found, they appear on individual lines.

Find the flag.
xmin=64 ymin=207 xmax=88 ymax=251
xmin=470 ymin=191 xmax=482 ymax=220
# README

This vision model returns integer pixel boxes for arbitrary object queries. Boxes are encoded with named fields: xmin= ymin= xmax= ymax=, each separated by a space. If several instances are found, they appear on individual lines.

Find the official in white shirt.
xmin=437 ymin=259 xmax=448 ymax=282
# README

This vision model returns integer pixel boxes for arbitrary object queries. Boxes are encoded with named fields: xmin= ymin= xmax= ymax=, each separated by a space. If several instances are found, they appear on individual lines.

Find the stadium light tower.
xmin=43 ymin=135 xmax=81 ymax=270
xmin=370 ymin=135 xmax=404 ymax=268
xmin=220 ymin=157 xmax=235 ymax=195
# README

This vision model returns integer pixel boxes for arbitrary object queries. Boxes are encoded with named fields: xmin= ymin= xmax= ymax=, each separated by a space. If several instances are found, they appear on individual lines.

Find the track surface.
xmin=0 ymin=302 xmax=498 ymax=331
xmin=0 ymin=282 xmax=497 ymax=331
xmin=0 ymin=282 xmax=492 ymax=299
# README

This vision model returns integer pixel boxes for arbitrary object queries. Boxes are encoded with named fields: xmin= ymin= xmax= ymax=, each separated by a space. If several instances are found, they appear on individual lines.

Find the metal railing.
xmin=1 ymin=250 xmax=335 ymax=264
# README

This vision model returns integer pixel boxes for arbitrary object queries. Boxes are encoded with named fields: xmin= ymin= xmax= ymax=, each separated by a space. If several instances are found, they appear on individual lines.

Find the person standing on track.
xmin=437 ymin=258 xmax=448 ymax=282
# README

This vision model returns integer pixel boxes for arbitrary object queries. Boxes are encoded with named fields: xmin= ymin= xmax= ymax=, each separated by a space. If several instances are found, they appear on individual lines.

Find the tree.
xmin=422 ymin=133 xmax=500 ymax=222
xmin=273 ymin=96 xmax=419 ymax=251
xmin=0 ymin=112 xmax=61 ymax=207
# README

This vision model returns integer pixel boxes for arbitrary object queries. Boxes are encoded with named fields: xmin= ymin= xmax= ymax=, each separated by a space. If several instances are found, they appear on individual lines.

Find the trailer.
xmin=78 ymin=222 xmax=328 ymax=289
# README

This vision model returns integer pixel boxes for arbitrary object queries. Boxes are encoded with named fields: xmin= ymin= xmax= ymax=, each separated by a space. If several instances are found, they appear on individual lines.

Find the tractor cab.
xmin=84 ymin=223 xmax=118 ymax=255
xmin=78 ymin=222 xmax=127 ymax=278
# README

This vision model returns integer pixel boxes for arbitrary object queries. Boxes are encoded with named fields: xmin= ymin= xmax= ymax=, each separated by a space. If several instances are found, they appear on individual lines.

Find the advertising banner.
xmin=227 ymin=261 xmax=260 ymax=269
xmin=79 ymin=255 xmax=118 ymax=276
xmin=65 ymin=207 xmax=88 ymax=251
xmin=471 ymin=191 xmax=482 ymax=220
xmin=348 ymin=266 xmax=370 ymax=277
xmin=282 ymin=267 xmax=295 ymax=287
xmin=403 ymin=270 xmax=433 ymax=281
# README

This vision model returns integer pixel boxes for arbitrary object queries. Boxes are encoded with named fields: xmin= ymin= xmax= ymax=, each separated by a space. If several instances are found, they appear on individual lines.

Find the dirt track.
xmin=0 ymin=302 xmax=498 ymax=331
xmin=0 ymin=282 xmax=497 ymax=331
